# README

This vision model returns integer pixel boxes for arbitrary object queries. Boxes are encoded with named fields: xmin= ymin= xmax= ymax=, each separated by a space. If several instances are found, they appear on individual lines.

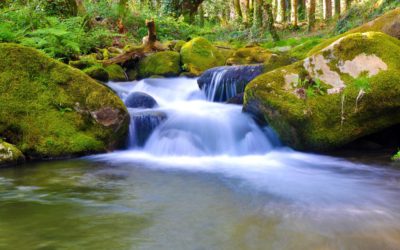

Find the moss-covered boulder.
xmin=227 ymin=46 xmax=273 ymax=65
xmin=83 ymin=65 xmax=109 ymax=82
xmin=308 ymin=8 xmax=400 ymax=56
xmin=180 ymin=37 xmax=225 ymax=76
xmin=0 ymin=43 xmax=129 ymax=160
xmin=0 ymin=140 xmax=25 ymax=167
xmin=244 ymin=32 xmax=400 ymax=151
xmin=138 ymin=51 xmax=181 ymax=78
xmin=105 ymin=64 xmax=127 ymax=81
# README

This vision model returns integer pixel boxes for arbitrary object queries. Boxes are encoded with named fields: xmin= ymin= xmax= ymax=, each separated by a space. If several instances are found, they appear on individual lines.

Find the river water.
xmin=1 ymin=78 xmax=400 ymax=250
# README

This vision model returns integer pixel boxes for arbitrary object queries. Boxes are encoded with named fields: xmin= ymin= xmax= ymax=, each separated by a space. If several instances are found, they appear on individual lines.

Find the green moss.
xmin=288 ymin=38 xmax=324 ymax=60
xmin=126 ymin=68 xmax=138 ymax=81
xmin=83 ymin=65 xmax=109 ymax=82
xmin=392 ymin=150 xmax=400 ymax=161
xmin=263 ymin=54 xmax=294 ymax=72
xmin=173 ymin=40 xmax=186 ymax=52
xmin=138 ymin=51 xmax=181 ymax=78
xmin=180 ymin=37 xmax=225 ymax=76
xmin=308 ymin=9 xmax=400 ymax=56
xmin=0 ymin=43 xmax=129 ymax=160
xmin=0 ymin=140 xmax=25 ymax=166
xmin=227 ymin=47 xmax=273 ymax=65
xmin=105 ymin=64 xmax=127 ymax=81
xmin=69 ymin=59 xmax=96 ymax=70
xmin=244 ymin=32 xmax=400 ymax=151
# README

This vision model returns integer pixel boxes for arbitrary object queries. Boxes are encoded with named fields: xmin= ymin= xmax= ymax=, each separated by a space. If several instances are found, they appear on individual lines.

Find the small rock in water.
xmin=130 ymin=111 xmax=167 ymax=147
xmin=125 ymin=92 xmax=158 ymax=109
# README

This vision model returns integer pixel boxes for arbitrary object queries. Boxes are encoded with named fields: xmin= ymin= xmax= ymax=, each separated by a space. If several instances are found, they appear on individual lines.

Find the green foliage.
xmin=335 ymin=0 xmax=400 ymax=34
xmin=353 ymin=76 xmax=371 ymax=92
xmin=298 ymin=77 xmax=327 ymax=98
xmin=0 ymin=2 xmax=115 ymax=60
xmin=392 ymin=150 xmax=400 ymax=161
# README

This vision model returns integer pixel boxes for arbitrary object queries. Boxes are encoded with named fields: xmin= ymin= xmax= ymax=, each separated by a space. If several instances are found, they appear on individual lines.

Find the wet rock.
xmin=125 ymin=92 xmax=158 ymax=109
xmin=130 ymin=111 xmax=167 ymax=147
xmin=198 ymin=65 xmax=265 ymax=102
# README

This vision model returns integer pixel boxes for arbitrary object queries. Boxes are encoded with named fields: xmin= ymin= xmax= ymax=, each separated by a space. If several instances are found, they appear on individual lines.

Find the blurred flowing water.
xmin=1 ymin=78 xmax=400 ymax=250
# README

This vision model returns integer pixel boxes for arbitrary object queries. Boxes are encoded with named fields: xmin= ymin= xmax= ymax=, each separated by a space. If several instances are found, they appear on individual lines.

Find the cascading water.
xmin=81 ymin=77 xmax=400 ymax=249
xmin=198 ymin=65 xmax=265 ymax=102
xmin=107 ymin=77 xmax=279 ymax=155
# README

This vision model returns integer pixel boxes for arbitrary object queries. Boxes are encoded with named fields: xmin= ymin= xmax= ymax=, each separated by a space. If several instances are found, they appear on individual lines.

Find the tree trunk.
xmin=276 ymin=0 xmax=286 ymax=23
xmin=233 ymin=0 xmax=243 ymax=19
xmin=243 ymin=0 xmax=251 ymax=25
xmin=272 ymin=0 xmax=278 ymax=20
xmin=265 ymin=3 xmax=280 ymax=41
xmin=253 ymin=0 xmax=263 ymax=28
xmin=104 ymin=20 xmax=164 ymax=66
xmin=334 ymin=0 xmax=340 ymax=16
xmin=308 ymin=0 xmax=316 ymax=31
xmin=291 ymin=0 xmax=298 ymax=27
xmin=323 ymin=0 xmax=332 ymax=20
xmin=343 ymin=0 xmax=351 ymax=11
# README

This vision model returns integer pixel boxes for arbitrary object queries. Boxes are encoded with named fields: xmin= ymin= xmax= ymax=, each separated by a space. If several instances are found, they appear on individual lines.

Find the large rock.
xmin=244 ymin=32 xmax=400 ymax=151
xmin=0 ymin=43 xmax=129 ymax=160
xmin=125 ymin=92 xmax=158 ymax=109
xmin=180 ymin=37 xmax=225 ymax=76
xmin=138 ymin=51 xmax=181 ymax=78
xmin=0 ymin=140 xmax=25 ymax=167
xmin=308 ymin=8 xmax=400 ymax=56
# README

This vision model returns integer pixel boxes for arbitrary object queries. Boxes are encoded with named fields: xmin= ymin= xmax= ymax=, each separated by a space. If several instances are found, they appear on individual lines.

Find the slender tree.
xmin=323 ymin=0 xmax=332 ymax=20
xmin=291 ymin=0 xmax=298 ymax=27
xmin=243 ymin=0 xmax=252 ymax=25
xmin=233 ymin=0 xmax=243 ymax=19
xmin=308 ymin=0 xmax=316 ymax=31
xmin=334 ymin=0 xmax=341 ymax=16
xmin=276 ymin=0 xmax=286 ymax=23
xmin=253 ymin=0 xmax=263 ymax=28
xmin=264 ymin=3 xmax=280 ymax=41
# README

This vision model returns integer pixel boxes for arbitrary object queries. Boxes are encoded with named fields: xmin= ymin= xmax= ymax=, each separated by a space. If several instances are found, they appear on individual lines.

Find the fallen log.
xmin=103 ymin=19 xmax=165 ymax=66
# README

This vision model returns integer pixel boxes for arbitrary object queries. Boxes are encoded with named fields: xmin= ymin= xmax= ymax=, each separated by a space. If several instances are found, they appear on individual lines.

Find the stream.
xmin=1 ymin=77 xmax=400 ymax=249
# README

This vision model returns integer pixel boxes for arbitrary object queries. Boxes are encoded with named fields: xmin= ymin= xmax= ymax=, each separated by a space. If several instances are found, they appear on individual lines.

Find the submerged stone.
xmin=130 ymin=111 xmax=167 ymax=147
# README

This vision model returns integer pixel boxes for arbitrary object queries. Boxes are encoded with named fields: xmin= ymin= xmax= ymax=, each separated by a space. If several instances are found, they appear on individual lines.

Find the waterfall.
xmin=107 ymin=77 xmax=279 ymax=156
xmin=197 ymin=65 xmax=265 ymax=102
